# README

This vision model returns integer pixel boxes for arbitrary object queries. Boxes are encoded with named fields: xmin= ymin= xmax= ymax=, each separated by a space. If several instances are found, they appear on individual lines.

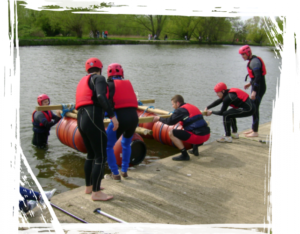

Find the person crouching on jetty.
xmin=153 ymin=95 xmax=210 ymax=161
xmin=105 ymin=63 xmax=138 ymax=181
xmin=204 ymin=82 xmax=256 ymax=143
xmin=32 ymin=94 xmax=61 ymax=149
xmin=75 ymin=57 xmax=119 ymax=201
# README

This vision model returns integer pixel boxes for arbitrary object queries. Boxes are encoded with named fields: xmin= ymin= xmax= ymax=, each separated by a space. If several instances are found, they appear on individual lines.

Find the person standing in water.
xmin=239 ymin=45 xmax=267 ymax=137
xmin=75 ymin=57 xmax=119 ymax=201
xmin=32 ymin=94 xmax=61 ymax=149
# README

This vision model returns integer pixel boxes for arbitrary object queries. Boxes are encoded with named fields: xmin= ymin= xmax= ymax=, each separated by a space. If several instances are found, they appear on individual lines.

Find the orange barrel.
xmin=56 ymin=118 xmax=147 ymax=166
xmin=152 ymin=121 xmax=192 ymax=149
xmin=136 ymin=109 xmax=157 ymax=139
xmin=56 ymin=117 xmax=87 ymax=153
xmin=113 ymin=133 xmax=147 ymax=166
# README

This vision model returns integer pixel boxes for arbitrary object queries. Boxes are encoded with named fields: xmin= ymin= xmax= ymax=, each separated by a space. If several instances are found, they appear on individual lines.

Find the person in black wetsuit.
xmin=105 ymin=63 xmax=138 ymax=181
xmin=239 ymin=45 xmax=267 ymax=137
xmin=204 ymin=82 xmax=256 ymax=143
xmin=32 ymin=94 xmax=61 ymax=149
xmin=153 ymin=95 xmax=210 ymax=161
xmin=75 ymin=57 xmax=119 ymax=201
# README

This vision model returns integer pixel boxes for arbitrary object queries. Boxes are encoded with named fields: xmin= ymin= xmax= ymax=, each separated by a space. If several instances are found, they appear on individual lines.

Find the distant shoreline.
xmin=16 ymin=38 xmax=270 ymax=47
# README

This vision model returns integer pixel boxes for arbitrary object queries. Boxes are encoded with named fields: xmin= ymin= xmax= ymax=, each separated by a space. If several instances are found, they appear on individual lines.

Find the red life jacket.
xmin=179 ymin=103 xmax=207 ymax=130
xmin=247 ymin=55 xmax=267 ymax=79
xmin=75 ymin=74 xmax=94 ymax=110
xmin=228 ymin=88 xmax=249 ymax=109
xmin=32 ymin=110 xmax=52 ymax=127
xmin=106 ymin=79 xmax=138 ymax=109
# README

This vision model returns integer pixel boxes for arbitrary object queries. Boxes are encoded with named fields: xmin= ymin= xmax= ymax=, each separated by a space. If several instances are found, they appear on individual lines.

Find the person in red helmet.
xmin=239 ymin=45 xmax=267 ymax=137
xmin=204 ymin=82 xmax=256 ymax=143
xmin=105 ymin=63 xmax=138 ymax=180
xmin=153 ymin=95 xmax=210 ymax=161
xmin=32 ymin=94 xmax=61 ymax=148
xmin=75 ymin=57 xmax=119 ymax=201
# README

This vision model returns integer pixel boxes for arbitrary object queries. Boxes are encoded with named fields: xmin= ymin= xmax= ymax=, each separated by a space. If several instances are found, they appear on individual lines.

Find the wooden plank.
xmin=137 ymin=106 xmax=171 ymax=115
xmin=135 ymin=127 xmax=153 ymax=135
xmin=139 ymin=99 xmax=155 ymax=104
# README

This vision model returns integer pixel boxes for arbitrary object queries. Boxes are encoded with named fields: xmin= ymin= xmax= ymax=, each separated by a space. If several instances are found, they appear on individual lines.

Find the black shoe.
xmin=172 ymin=154 xmax=190 ymax=161
xmin=188 ymin=144 xmax=202 ymax=156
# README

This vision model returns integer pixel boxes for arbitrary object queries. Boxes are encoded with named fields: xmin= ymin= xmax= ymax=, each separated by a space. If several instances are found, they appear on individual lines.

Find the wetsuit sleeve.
xmin=159 ymin=108 xmax=187 ymax=125
xmin=249 ymin=58 xmax=263 ymax=92
xmin=50 ymin=111 xmax=61 ymax=124
xmin=35 ymin=112 xmax=56 ymax=128
xmin=93 ymin=75 xmax=115 ymax=118
xmin=211 ymin=95 xmax=232 ymax=115
xmin=206 ymin=98 xmax=223 ymax=110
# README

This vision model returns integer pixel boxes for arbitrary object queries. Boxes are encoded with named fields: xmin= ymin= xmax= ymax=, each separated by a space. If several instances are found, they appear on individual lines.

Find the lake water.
xmin=19 ymin=44 xmax=281 ymax=194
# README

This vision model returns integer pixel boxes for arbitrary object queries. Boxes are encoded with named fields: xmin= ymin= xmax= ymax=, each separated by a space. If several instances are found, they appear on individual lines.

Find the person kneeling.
xmin=153 ymin=95 xmax=210 ymax=161
xmin=204 ymin=82 xmax=256 ymax=143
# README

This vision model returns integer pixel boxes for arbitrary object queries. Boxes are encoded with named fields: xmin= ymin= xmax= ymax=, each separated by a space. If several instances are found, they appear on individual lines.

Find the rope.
xmin=143 ymin=106 xmax=155 ymax=114
xmin=60 ymin=103 xmax=75 ymax=118
xmin=137 ymin=100 xmax=144 ymax=106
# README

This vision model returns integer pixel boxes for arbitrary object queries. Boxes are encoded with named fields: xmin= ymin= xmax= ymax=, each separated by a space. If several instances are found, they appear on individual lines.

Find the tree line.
xmin=16 ymin=1 xmax=283 ymax=46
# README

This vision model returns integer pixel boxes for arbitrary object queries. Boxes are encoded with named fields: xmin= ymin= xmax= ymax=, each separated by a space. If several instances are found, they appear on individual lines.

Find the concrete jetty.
xmin=22 ymin=122 xmax=271 ymax=225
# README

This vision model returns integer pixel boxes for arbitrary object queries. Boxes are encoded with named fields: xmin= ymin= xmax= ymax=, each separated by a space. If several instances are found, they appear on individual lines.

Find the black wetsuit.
xmin=32 ymin=111 xmax=61 ymax=148
xmin=248 ymin=56 xmax=267 ymax=132
xmin=206 ymin=90 xmax=256 ymax=136
xmin=76 ymin=74 xmax=115 ymax=192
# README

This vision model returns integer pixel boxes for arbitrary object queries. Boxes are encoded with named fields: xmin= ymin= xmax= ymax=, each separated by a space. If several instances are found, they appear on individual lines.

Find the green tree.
xmin=194 ymin=17 xmax=232 ymax=42
xmin=165 ymin=16 xmax=202 ymax=40
xmin=132 ymin=15 xmax=168 ymax=39
xmin=245 ymin=17 xmax=268 ymax=44
xmin=47 ymin=10 xmax=85 ymax=37
xmin=228 ymin=17 xmax=247 ymax=43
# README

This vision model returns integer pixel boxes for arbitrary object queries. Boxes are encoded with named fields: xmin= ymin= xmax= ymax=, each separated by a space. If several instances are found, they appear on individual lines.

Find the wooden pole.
xmin=137 ymin=106 xmax=170 ymax=115
xmin=138 ymin=99 xmax=155 ymax=104
xmin=35 ymin=99 xmax=155 ymax=111
xmin=58 ymin=110 xmax=171 ymax=128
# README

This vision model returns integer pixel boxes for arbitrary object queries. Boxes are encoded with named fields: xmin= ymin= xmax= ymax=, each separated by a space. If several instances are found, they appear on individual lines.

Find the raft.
xmin=38 ymin=100 xmax=196 ymax=164
xmin=56 ymin=117 xmax=147 ymax=166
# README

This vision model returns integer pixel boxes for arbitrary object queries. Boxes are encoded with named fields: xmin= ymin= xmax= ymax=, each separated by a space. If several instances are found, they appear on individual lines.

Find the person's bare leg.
xmin=85 ymin=185 xmax=104 ymax=194
xmin=245 ymin=131 xmax=259 ymax=137
xmin=85 ymin=185 xmax=93 ymax=194
xmin=91 ymin=191 xmax=113 ymax=201
xmin=169 ymin=132 xmax=184 ymax=149
xmin=244 ymin=130 xmax=253 ymax=134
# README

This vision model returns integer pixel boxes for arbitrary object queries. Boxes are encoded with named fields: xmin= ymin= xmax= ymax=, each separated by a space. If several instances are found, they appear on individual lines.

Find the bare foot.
xmin=85 ymin=186 xmax=104 ymax=194
xmin=91 ymin=191 xmax=113 ymax=201
xmin=85 ymin=185 xmax=93 ymax=194
xmin=245 ymin=132 xmax=259 ymax=137
xmin=244 ymin=130 xmax=253 ymax=135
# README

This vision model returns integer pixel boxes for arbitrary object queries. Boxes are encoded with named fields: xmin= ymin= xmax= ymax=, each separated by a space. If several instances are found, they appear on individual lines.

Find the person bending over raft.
xmin=239 ymin=45 xmax=267 ymax=137
xmin=105 ymin=63 xmax=138 ymax=181
xmin=32 ymin=94 xmax=61 ymax=149
xmin=153 ymin=95 xmax=210 ymax=161
xmin=75 ymin=57 xmax=119 ymax=201
xmin=204 ymin=82 xmax=256 ymax=143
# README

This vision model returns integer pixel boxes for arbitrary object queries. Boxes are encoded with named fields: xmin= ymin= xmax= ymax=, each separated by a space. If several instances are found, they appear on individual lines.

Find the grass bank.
xmin=16 ymin=36 xmax=270 ymax=47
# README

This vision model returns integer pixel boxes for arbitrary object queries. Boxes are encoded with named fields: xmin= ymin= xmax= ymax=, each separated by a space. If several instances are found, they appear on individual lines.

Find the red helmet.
xmin=238 ymin=45 xmax=252 ymax=57
xmin=37 ymin=94 xmax=50 ymax=106
xmin=85 ymin=57 xmax=103 ymax=73
xmin=214 ymin=82 xmax=227 ymax=92
xmin=107 ymin=63 xmax=124 ymax=78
